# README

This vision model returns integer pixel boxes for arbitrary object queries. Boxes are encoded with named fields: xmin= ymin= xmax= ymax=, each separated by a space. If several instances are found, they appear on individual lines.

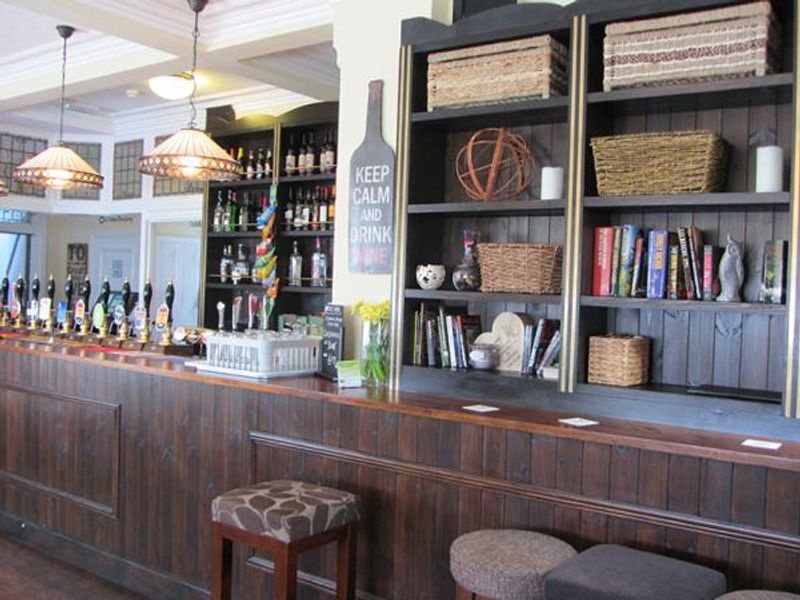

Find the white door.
xmin=91 ymin=233 xmax=139 ymax=292
xmin=151 ymin=235 xmax=200 ymax=326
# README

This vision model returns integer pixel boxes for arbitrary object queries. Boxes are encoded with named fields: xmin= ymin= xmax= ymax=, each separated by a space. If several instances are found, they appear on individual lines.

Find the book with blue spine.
xmin=618 ymin=224 xmax=641 ymax=297
xmin=646 ymin=230 xmax=668 ymax=299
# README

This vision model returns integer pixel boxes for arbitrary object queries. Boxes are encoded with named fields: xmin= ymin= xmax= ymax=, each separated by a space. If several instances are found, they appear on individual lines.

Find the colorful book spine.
xmin=630 ymin=234 xmax=645 ymax=298
xmin=610 ymin=226 xmax=623 ymax=296
xmin=676 ymin=227 xmax=696 ymax=300
xmin=592 ymin=226 xmax=615 ymax=296
xmin=687 ymin=226 xmax=703 ymax=300
xmin=437 ymin=307 xmax=449 ymax=368
xmin=702 ymin=245 xmax=721 ymax=301
xmin=668 ymin=244 xmax=684 ymax=300
xmin=646 ymin=230 xmax=668 ymax=299
xmin=618 ymin=224 xmax=640 ymax=298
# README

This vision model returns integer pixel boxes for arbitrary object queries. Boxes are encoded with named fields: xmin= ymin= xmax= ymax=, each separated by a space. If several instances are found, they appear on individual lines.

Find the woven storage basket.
xmin=603 ymin=1 xmax=780 ymax=91
xmin=588 ymin=335 xmax=649 ymax=387
xmin=478 ymin=243 xmax=562 ymax=294
xmin=591 ymin=130 xmax=728 ymax=196
xmin=428 ymin=35 xmax=568 ymax=110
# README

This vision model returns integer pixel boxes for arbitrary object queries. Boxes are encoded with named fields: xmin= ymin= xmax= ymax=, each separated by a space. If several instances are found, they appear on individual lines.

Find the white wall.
xmin=331 ymin=0 xmax=452 ymax=357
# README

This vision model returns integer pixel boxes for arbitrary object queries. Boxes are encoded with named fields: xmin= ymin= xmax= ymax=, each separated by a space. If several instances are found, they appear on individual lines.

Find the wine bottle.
xmin=311 ymin=237 xmax=327 ymax=287
xmin=228 ymin=191 xmax=239 ymax=233
xmin=236 ymin=147 xmax=245 ymax=179
xmin=318 ymin=185 xmax=328 ymax=229
xmin=327 ymin=184 xmax=336 ymax=230
xmin=245 ymin=150 xmax=255 ymax=180
xmin=219 ymin=245 xmax=232 ymax=284
xmin=327 ymin=130 xmax=337 ymax=173
xmin=297 ymin=135 xmax=307 ymax=176
xmin=302 ymin=187 xmax=312 ymax=230
xmin=305 ymin=133 xmax=316 ymax=174
xmin=288 ymin=241 xmax=303 ymax=287
xmin=256 ymin=148 xmax=265 ymax=179
xmin=212 ymin=191 xmax=225 ymax=232
xmin=265 ymin=147 xmax=273 ymax=178
xmin=222 ymin=191 xmax=232 ymax=232
xmin=285 ymin=136 xmax=296 ymax=174
xmin=238 ymin=192 xmax=250 ymax=231
xmin=284 ymin=188 xmax=294 ymax=230
xmin=311 ymin=186 xmax=321 ymax=231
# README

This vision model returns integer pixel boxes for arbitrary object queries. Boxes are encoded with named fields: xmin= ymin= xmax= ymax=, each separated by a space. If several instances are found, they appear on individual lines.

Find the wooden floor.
xmin=0 ymin=536 xmax=146 ymax=600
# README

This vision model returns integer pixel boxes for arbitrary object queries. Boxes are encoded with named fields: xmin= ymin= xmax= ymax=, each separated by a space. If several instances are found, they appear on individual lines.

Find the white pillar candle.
xmin=756 ymin=145 xmax=784 ymax=193
xmin=541 ymin=166 xmax=564 ymax=200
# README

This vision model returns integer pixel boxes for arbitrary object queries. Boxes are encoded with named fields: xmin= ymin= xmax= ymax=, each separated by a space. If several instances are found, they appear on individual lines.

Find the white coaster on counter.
xmin=558 ymin=417 xmax=599 ymax=428
xmin=741 ymin=439 xmax=782 ymax=450
xmin=462 ymin=404 xmax=500 ymax=413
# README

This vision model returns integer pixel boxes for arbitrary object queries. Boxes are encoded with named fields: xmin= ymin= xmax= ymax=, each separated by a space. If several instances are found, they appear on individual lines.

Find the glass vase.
xmin=361 ymin=320 xmax=389 ymax=386
xmin=452 ymin=229 xmax=481 ymax=291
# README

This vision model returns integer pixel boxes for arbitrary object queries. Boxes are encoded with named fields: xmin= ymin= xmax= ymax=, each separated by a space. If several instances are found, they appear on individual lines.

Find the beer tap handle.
xmin=47 ymin=275 xmax=56 ymax=301
xmin=165 ymin=280 xmax=175 ymax=324
xmin=1 ymin=277 xmax=8 ymax=306
xmin=15 ymin=274 xmax=25 ymax=304
xmin=81 ymin=276 xmax=91 ymax=305
xmin=143 ymin=279 xmax=152 ymax=319
xmin=216 ymin=301 xmax=226 ymax=331
xmin=121 ymin=279 xmax=132 ymax=315
xmin=100 ymin=276 xmax=111 ymax=310
xmin=31 ymin=275 xmax=40 ymax=301
xmin=64 ymin=274 xmax=74 ymax=306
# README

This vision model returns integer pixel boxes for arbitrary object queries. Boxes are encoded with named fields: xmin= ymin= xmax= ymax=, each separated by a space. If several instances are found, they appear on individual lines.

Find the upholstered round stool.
xmin=211 ymin=480 xmax=359 ymax=600
xmin=450 ymin=529 xmax=576 ymax=600
xmin=717 ymin=593 xmax=800 ymax=599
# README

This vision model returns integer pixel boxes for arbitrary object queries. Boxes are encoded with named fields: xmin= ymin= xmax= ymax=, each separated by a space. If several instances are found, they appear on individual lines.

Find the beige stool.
xmin=450 ymin=529 xmax=576 ymax=600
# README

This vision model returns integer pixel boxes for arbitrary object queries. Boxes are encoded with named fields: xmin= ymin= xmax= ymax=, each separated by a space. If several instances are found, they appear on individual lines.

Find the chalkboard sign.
xmin=319 ymin=303 xmax=345 ymax=380
xmin=348 ymin=80 xmax=395 ymax=274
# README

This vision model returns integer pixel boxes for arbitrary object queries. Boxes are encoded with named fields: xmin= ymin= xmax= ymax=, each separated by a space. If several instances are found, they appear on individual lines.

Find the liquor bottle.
xmin=219 ymin=245 xmax=232 ymax=283
xmin=305 ymin=133 xmax=316 ymax=174
xmin=233 ymin=244 xmax=250 ymax=283
xmin=265 ymin=148 xmax=273 ymax=178
xmin=238 ymin=192 xmax=251 ymax=231
xmin=327 ymin=184 xmax=336 ymax=230
xmin=227 ymin=191 xmax=239 ymax=233
xmin=236 ymin=147 xmax=245 ymax=179
xmin=311 ymin=186 xmax=321 ymax=231
xmin=212 ymin=191 xmax=225 ymax=232
xmin=288 ymin=241 xmax=303 ymax=287
xmin=293 ymin=188 xmax=305 ymax=230
xmin=297 ymin=134 xmax=307 ymax=176
xmin=320 ymin=131 xmax=330 ymax=173
xmin=284 ymin=188 xmax=294 ymax=230
xmin=222 ymin=192 xmax=232 ymax=232
xmin=319 ymin=186 xmax=328 ymax=229
xmin=311 ymin=237 xmax=327 ymax=287
xmin=285 ymin=136 xmax=296 ymax=174
xmin=246 ymin=149 xmax=256 ymax=180
xmin=255 ymin=148 xmax=265 ymax=179
xmin=302 ymin=187 xmax=312 ymax=230
xmin=328 ymin=130 xmax=337 ymax=173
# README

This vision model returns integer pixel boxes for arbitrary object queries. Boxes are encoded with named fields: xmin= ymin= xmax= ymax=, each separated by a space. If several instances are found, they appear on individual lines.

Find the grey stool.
xmin=717 ymin=593 xmax=800 ymax=599
xmin=450 ymin=529 xmax=576 ymax=600
xmin=544 ymin=544 xmax=726 ymax=600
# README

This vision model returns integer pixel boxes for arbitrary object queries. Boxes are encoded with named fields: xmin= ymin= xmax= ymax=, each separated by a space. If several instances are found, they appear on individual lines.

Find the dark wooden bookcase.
xmin=199 ymin=102 xmax=338 ymax=330
xmin=391 ymin=0 xmax=800 ymax=418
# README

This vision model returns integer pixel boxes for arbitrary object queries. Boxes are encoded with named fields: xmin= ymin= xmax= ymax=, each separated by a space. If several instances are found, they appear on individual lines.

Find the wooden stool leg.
xmin=211 ymin=524 xmax=233 ymax=600
xmin=274 ymin=545 xmax=298 ymax=600
xmin=336 ymin=523 xmax=357 ymax=600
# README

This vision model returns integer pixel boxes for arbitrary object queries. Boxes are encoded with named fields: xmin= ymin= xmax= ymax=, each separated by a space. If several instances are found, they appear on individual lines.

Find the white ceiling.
xmin=0 ymin=0 xmax=340 ymax=135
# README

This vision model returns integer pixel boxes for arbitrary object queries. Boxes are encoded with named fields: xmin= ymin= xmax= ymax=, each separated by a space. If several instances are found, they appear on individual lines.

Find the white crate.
xmin=189 ymin=332 xmax=320 ymax=379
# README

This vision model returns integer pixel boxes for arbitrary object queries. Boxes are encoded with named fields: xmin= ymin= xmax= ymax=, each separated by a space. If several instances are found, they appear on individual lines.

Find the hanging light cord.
xmin=188 ymin=9 xmax=200 ymax=129
xmin=58 ymin=33 xmax=68 ymax=146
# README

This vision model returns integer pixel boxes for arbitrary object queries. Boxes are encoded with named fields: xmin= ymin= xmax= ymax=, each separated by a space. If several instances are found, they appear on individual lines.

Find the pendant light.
xmin=138 ymin=0 xmax=239 ymax=181
xmin=12 ymin=26 xmax=104 ymax=190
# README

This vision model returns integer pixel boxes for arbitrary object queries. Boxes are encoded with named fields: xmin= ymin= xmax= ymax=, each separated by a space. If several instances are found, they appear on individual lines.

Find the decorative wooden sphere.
xmin=455 ymin=128 xmax=535 ymax=201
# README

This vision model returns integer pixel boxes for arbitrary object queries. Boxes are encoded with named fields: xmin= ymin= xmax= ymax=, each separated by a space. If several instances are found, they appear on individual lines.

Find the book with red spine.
xmin=703 ymin=245 xmax=721 ymax=301
xmin=592 ymin=226 xmax=615 ymax=296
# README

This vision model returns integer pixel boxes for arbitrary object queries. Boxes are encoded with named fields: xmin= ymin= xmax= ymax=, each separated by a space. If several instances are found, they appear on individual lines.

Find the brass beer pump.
xmin=96 ymin=276 xmax=111 ymax=339
xmin=160 ymin=280 xmax=175 ymax=346
xmin=78 ymin=276 xmax=91 ymax=336
xmin=12 ymin=275 xmax=25 ymax=329
xmin=138 ymin=279 xmax=153 ymax=344
xmin=28 ymin=275 xmax=40 ymax=331
xmin=44 ymin=275 xmax=56 ymax=334
xmin=118 ymin=279 xmax=132 ymax=342
xmin=0 ymin=277 xmax=9 ymax=328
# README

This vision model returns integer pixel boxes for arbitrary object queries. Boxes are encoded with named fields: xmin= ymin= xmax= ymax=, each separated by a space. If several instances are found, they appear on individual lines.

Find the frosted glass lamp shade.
xmin=139 ymin=128 xmax=239 ymax=181
xmin=148 ymin=74 xmax=195 ymax=100
xmin=12 ymin=145 xmax=104 ymax=190
xmin=0 ymin=179 xmax=8 ymax=196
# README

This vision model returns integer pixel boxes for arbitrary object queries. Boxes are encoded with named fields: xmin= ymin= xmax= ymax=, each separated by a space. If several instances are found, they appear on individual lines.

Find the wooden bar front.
xmin=0 ymin=340 xmax=798 ymax=599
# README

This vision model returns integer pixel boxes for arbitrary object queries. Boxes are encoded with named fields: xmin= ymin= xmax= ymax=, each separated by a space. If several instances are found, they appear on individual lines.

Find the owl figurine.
xmin=717 ymin=234 xmax=745 ymax=302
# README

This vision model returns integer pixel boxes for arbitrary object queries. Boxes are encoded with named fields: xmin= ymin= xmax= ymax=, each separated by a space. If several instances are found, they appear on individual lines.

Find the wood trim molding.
xmin=0 ymin=381 xmax=121 ymax=517
xmin=250 ymin=431 xmax=800 ymax=553
xmin=0 ymin=511 xmax=206 ymax=600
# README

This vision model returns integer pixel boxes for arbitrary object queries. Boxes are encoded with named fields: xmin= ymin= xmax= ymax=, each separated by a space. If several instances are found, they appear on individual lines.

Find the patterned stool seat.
xmin=211 ymin=480 xmax=360 ymax=543
xmin=450 ymin=529 xmax=577 ymax=600
xmin=717 ymin=593 xmax=800 ymax=599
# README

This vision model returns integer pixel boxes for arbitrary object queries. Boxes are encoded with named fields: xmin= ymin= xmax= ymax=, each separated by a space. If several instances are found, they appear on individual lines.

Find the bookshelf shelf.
xmin=282 ymin=286 xmax=332 ymax=295
xmin=580 ymin=296 xmax=787 ymax=315
xmin=406 ymin=289 xmax=562 ymax=305
xmin=584 ymin=192 xmax=790 ymax=211
xmin=279 ymin=229 xmax=335 ymax=238
xmin=209 ymin=178 xmax=273 ymax=190
xmin=408 ymin=199 xmax=564 ymax=216
xmin=280 ymin=173 xmax=337 ymax=183
xmin=411 ymin=96 xmax=569 ymax=130
xmin=207 ymin=231 xmax=263 ymax=239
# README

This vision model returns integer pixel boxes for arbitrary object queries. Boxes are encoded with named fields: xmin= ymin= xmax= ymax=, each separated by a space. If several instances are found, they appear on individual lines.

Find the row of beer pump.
xmin=0 ymin=273 xmax=178 ymax=348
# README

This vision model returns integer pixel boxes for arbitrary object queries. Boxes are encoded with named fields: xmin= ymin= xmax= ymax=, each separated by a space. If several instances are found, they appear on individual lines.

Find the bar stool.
xmin=211 ymin=480 xmax=359 ymax=600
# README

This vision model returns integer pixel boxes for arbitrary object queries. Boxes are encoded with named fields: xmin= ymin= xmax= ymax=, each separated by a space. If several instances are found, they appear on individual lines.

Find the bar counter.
xmin=1 ymin=338 xmax=799 ymax=598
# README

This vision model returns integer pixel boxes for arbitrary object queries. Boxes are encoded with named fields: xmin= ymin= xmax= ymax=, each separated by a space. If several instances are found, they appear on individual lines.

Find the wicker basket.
xmin=587 ymin=335 xmax=649 ymax=387
xmin=590 ymin=130 xmax=728 ymax=196
xmin=603 ymin=1 xmax=780 ymax=91
xmin=478 ymin=243 xmax=562 ymax=294
xmin=427 ymin=35 xmax=568 ymax=111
